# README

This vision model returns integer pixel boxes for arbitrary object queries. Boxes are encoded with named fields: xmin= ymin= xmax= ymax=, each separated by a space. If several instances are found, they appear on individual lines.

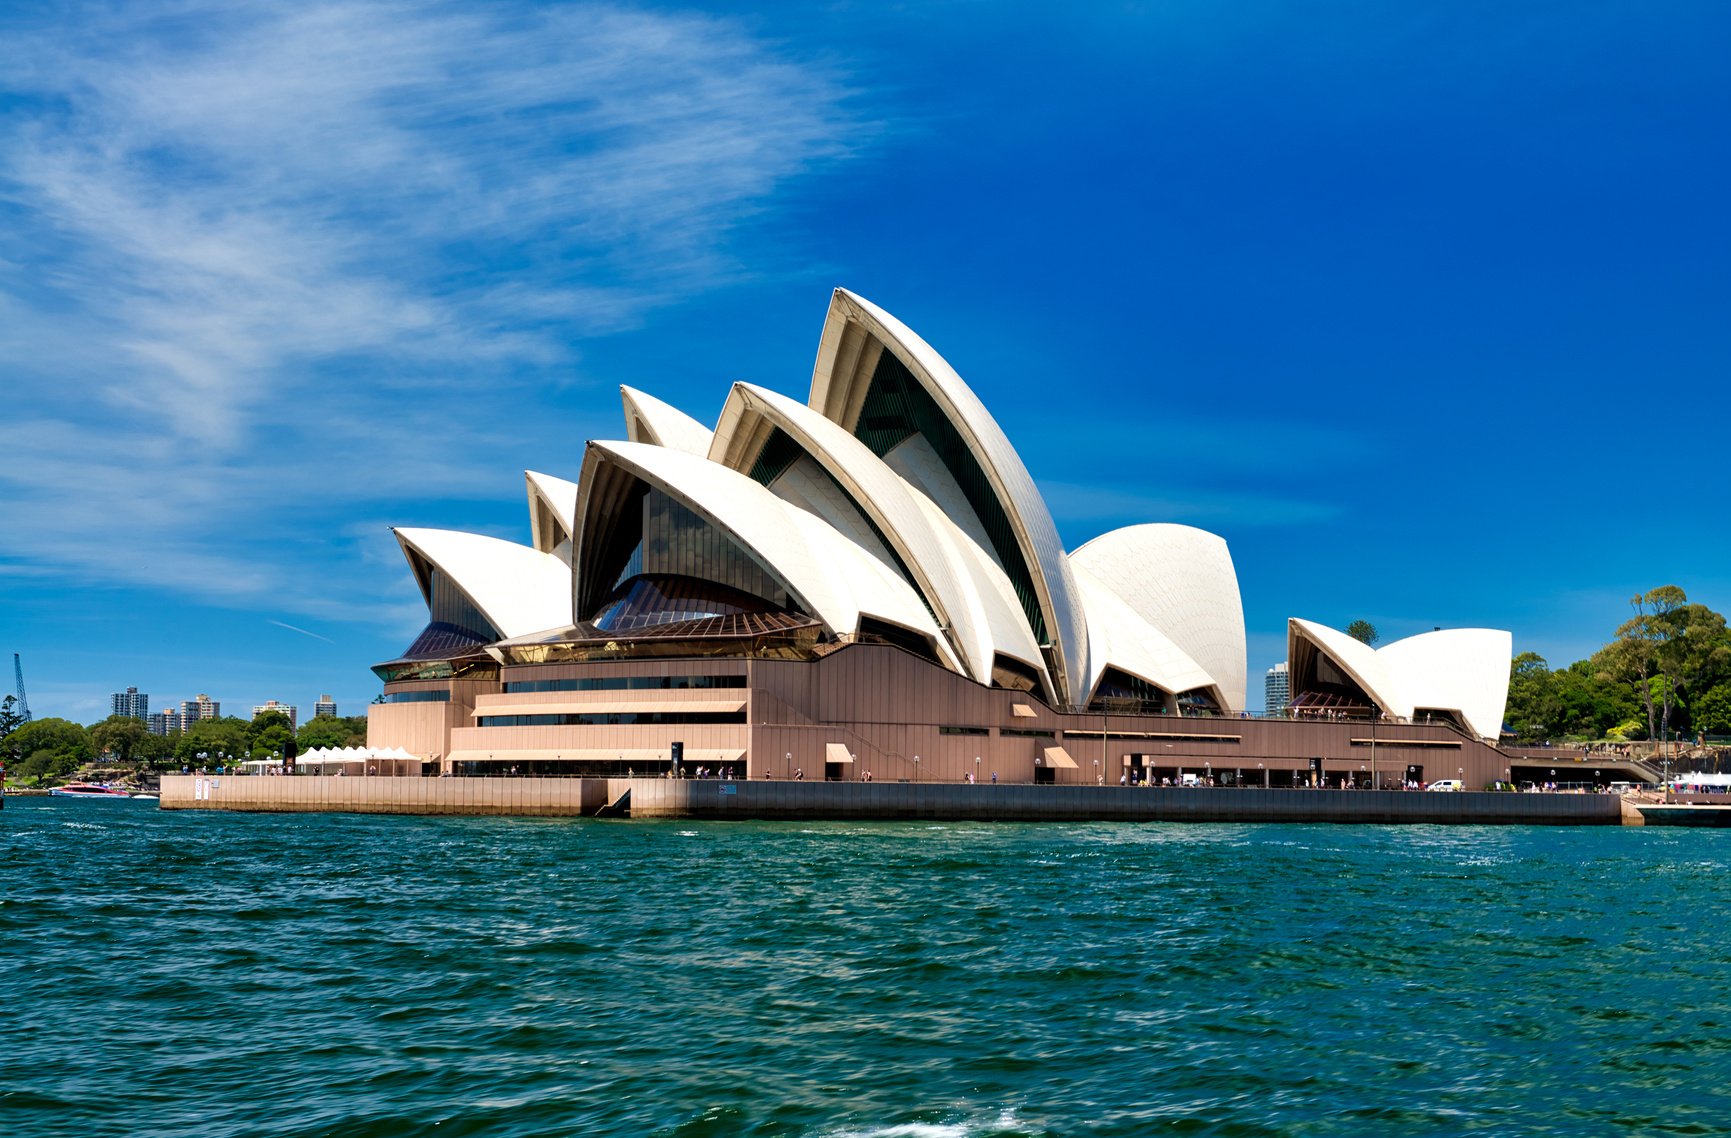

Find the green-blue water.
xmin=5 ymin=798 xmax=1730 ymax=1137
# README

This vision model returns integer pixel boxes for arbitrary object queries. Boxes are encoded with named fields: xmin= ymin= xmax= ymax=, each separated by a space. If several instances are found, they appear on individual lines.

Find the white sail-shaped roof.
xmin=1289 ymin=618 xmax=1402 ymax=713
xmin=905 ymin=489 xmax=1050 ymax=692
xmin=1287 ymin=619 xmax=1511 ymax=739
xmin=572 ymin=440 xmax=956 ymax=668
xmin=1072 ymin=564 xmax=1220 ymax=709
xmin=711 ymin=381 xmax=1008 ymax=683
xmin=620 ymin=385 xmax=714 ymax=456
xmin=1377 ymin=628 xmax=1513 ymax=740
xmin=524 ymin=470 xmax=579 ymax=562
xmin=1070 ymin=524 xmax=1246 ymax=712
xmin=393 ymin=527 xmax=573 ymax=640
xmin=807 ymin=288 xmax=1090 ymax=707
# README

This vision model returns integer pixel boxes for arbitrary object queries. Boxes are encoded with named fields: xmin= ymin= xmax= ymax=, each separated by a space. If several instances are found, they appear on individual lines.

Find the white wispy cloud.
xmin=0 ymin=0 xmax=857 ymax=619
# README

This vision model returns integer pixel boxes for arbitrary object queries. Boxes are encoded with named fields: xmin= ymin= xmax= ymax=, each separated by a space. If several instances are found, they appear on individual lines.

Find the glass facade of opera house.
xmin=361 ymin=288 xmax=1611 ymax=790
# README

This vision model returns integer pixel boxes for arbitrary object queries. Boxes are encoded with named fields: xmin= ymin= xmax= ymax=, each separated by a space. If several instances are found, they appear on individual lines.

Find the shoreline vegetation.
xmin=0 ymin=708 xmax=367 ymax=790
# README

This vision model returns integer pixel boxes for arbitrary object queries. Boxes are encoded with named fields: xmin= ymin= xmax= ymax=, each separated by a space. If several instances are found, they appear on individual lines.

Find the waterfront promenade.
xmin=160 ymin=775 xmax=1624 ymax=824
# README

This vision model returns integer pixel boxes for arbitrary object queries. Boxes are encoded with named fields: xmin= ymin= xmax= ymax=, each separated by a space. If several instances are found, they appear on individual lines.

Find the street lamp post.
xmin=1258 ymin=762 xmax=1265 ymax=789
xmin=974 ymin=755 xmax=981 ymax=784
xmin=785 ymin=752 xmax=791 ymax=780
xmin=913 ymin=754 xmax=920 ymax=782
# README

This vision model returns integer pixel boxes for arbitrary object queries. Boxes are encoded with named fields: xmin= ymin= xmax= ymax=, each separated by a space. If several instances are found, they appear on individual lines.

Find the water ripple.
xmin=6 ymin=801 xmax=1731 ymax=1136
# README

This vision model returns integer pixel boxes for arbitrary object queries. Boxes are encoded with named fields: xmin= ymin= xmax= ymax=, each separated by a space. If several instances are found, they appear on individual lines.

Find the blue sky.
xmin=2 ymin=0 xmax=1727 ymax=723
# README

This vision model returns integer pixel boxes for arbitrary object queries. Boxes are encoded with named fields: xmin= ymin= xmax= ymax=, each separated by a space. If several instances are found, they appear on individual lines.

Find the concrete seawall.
xmin=161 ymin=776 xmax=1624 ymax=825
xmin=160 ymin=774 xmax=628 ymax=816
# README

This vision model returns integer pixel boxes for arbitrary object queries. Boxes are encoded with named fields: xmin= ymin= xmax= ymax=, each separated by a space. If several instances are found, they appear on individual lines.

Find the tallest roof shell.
xmin=806 ymin=288 xmax=1091 ymax=707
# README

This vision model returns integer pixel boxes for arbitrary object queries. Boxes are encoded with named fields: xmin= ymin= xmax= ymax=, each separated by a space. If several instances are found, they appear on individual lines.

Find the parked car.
xmin=1426 ymin=779 xmax=1464 ymax=792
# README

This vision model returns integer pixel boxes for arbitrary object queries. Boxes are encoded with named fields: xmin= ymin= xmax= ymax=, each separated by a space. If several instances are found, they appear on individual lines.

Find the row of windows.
xmin=999 ymin=728 xmax=1055 ymax=739
xmin=504 ymin=674 xmax=747 ymax=694
xmin=938 ymin=725 xmax=990 ymax=736
xmin=380 ymin=689 xmax=451 ymax=704
xmin=478 ymin=711 xmax=748 ymax=727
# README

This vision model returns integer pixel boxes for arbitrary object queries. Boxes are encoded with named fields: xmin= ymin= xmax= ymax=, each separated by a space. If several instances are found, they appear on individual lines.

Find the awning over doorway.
xmin=1043 ymin=745 xmax=1079 ymax=769
xmin=825 ymin=743 xmax=855 ymax=763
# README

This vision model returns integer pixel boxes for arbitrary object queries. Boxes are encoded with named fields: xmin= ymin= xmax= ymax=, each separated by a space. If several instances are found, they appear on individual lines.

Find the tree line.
xmin=1506 ymin=586 xmax=1731 ymax=744
xmin=0 ymin=707 xmax=370 ymax=785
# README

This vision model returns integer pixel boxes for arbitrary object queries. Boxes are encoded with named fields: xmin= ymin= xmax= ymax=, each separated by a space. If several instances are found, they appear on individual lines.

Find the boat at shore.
xmin=48 ymin=783 xmax=136 ymax=798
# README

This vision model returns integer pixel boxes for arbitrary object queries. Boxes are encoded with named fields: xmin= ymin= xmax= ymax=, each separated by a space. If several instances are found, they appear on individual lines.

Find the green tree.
xmin=1611 ymin=587 xmax=1730 ymax=745
xmin=0 ymin=717 xmax=94 ymax=778
xmin=1505 ymin=653 xmax=1561 ymax=741
xmin=90 ymin=714 xmax=149 ymax=765
xmin=175 ymin=716 xmax=249 ymax=768
xmin=1345 ymin=620 xmax=1380 ymax=646
xmin=247 ymin=709 xmax=294 ymax=761
xmin=1610 ymin=589 xmax=1670 ymax=743
xmin=1557 ymin=657 xmax=1640 ymax=739
xmin=296 ymin=714 xmax=367 ymax=751
xmin=1694 ymin=684 xmax=1731 ymax=738
xmin=0 ymin=694 xmax=24 ymax=739
xmin=134 ymin=730 xmax=178 ymax=770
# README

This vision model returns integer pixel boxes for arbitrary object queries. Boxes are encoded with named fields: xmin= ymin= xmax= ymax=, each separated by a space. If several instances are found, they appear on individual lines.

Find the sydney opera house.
xmin=367 ymin=289 xmax=1518 ymax=788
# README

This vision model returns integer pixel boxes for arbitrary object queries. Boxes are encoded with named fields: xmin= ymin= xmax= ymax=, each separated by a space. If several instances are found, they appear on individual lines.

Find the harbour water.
xmin=5 ymin=796 xmax=1729 ymax=1137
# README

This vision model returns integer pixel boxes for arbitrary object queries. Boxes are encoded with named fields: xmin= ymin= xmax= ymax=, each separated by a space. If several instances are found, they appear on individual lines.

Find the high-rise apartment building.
xmin=252 ymin=700 xmax=298 ymax=729
xmin=181 ymin=694 xmax=220 ymax=723
xmin=111 ymin=686 xmax=149 ymax=719
xmin=147 ymin=708 xmax=183 ymax=736
xmin=1265 ymin=662 xmax=1290 ymax=716
xmin=313 ymin=694 xmax=337 ymax=719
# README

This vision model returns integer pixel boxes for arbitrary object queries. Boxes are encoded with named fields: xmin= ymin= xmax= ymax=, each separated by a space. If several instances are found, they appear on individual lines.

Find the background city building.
xmin=252 ymin=700 xmax=298 ymax=729
xmin=111 ymin=686 xmax=148 ymax=719
xmin=148 ymin=708 xmax=182 ymax=736
xmin=313 ymin=694 xmax=337 ymax=718
xmin=181 ymin=694 xmax=220 ymax=723
xmin=1265 ymin=662 xmax=1289 ymax=717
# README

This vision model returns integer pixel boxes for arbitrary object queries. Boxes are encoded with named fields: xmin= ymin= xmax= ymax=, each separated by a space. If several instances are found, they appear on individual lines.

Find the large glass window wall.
xmin=590 ymin=488 xmax=799 ymax=630
xmin=379 ymin=690 xmax=451 ymax=704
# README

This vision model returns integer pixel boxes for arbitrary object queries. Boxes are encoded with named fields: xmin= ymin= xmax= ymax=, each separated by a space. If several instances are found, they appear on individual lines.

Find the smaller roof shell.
xmin=620 ymin=386 xmax=715 ymax=456
xmin=1070 ymin=524 xmax=1246 ymax=713
xmin=1287 ymin=619 xmax=1512 ymax=739
xmin=525 ymin=470 xmax=579 ymax=560
xmin=1072 ymin=563 xmax=1221 ymax=708
xmin=573 ymin=440 xmax=957 ymax=669
xmin=393 ymin=527 xmax=573 ymax=640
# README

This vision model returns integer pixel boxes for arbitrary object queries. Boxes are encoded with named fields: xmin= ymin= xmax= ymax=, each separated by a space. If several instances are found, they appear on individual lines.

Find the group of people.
xmin=677 ymin=765 xmax=737 ymax=780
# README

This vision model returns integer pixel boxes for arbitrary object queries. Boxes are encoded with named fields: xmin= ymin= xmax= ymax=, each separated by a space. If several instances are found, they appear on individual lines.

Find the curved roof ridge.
xmin=710 ymin=380 xmax=998 ymax=682
xmin=393 ymin=527 xmax=573 ymax=640
xmin=1288 ymin=617 xmax=1407 ymax=720
xmin=524 ymin=470 xmax=579 ymax=559
xmin=806 ymin=287 xmax=1090 ymax=707
xmin=620 ymin=385 xmax=714 ymax=456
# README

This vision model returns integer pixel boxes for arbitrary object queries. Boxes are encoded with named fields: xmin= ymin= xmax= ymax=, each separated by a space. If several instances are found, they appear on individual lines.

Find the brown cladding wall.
xmin=366 ymin=643 xmax=1520 ymax=787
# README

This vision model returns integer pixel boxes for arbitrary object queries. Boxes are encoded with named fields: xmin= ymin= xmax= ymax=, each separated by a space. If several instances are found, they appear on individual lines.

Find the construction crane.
xmin=13 ymin=653 xmax=30 ymax=724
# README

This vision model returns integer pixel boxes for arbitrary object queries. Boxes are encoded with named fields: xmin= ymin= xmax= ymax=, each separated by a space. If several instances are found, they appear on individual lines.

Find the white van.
xmin=1426 ymin=779 xmax=1465 ymax=792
